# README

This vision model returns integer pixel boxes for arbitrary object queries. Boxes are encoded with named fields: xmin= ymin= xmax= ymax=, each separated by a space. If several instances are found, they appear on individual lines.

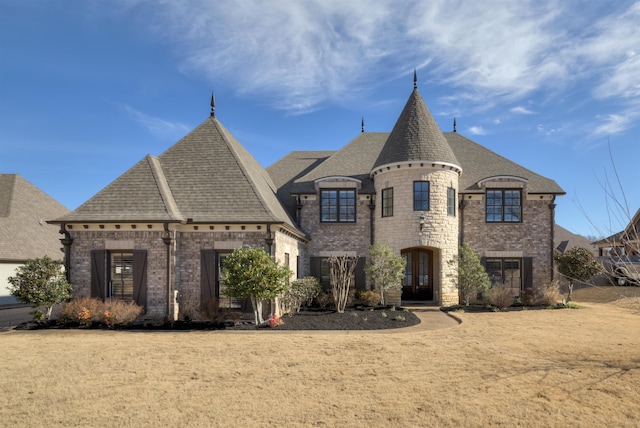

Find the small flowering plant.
xmin=103 ymin=311 xmax=114 ymax=327
xmin=267 ymin=315 xmax=284 ymax=328
xmin=77 ymin=308 xmax=92 ymax=326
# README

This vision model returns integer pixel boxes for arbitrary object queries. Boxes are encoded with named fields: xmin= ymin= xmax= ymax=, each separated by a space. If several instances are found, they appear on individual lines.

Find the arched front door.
xmin=401 ymin=248 xmax=433 ymax=300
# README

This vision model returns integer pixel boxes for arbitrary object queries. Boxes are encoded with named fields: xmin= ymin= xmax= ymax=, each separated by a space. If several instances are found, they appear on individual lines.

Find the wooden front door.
xmin=401 ymin=248 xmax=433 ymax=300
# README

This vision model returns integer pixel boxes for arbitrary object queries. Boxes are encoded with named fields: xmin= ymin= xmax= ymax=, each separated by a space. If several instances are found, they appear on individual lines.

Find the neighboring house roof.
xmin=54 ymin=117 xmax=302 ymax=232
xmin=593 ymin=207 xmax=640 ymax=246
xmin=373 ymin=87 xmax=460 ymax=170
xmin=0 ymin=174 xmax=69 ymax=261
xmin=554 ymin=224 xmax=598 ymax=256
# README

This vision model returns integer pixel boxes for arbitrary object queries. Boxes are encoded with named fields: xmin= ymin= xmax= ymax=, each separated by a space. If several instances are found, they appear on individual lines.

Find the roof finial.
xmin=210 ymin=90 xmax=216 ymax=118
xmin=453 ymin=117 xmax=457 ymax=133
xmin=413 ymin=68 xmax=417 ymax=89
xmin=361 ymin=117 xmax=365 ymax=133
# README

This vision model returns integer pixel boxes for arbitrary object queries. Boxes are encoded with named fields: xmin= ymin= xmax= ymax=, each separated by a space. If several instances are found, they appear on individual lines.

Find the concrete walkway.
xmin=401 ymin=305 xmax=461 ymax=331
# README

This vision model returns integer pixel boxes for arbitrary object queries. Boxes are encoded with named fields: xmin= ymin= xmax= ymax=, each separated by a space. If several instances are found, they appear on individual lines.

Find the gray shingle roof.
xmin=291 ymin=133 xmax=388 ymax=194
xmin=0 ymin=174 xmax=69 ymax=261
xmin=267 ymin=150 xmax=335 ymax=218
xmin=445 ymin=132 xmax=565 ymax=194
xmin=278 ymin=130 xmax=564 ymax=197
xmin=373 ymin=88 xmax=460 ymax=170
xmin=55 ymin=118 xmax=301 ymax=230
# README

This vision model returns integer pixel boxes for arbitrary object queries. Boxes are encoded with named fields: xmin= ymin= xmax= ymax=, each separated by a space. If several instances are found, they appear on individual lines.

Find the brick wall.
xmin=299 ymin=194 xmax=373 ymax=259
xmin=462 ymin=196 xmax=555 ymax=289
xmin=68 ymin=227 xmax=304 ymax=320
xmin=67 ymin=229 xmax=168 ymax=318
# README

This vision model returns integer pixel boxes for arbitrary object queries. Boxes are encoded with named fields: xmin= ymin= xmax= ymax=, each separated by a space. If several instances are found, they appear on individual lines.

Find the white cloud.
xmin=590 ymin=113 xmax=634 ymax=138
xmin=575 ymin=2 xmax=640 ymax=100
xmin=511 ymin=106 xmax=535 ymax=115
xmin=468 ymin=126 xmax=487 ymax=135
xmin=119 ymin=104 xmax=190 ymax=139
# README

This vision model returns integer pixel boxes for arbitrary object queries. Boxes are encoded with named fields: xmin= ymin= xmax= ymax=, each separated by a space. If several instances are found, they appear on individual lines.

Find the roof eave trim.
xmin=477 ymin=175 xmax=529 ymax=187
xmin=314 ymin=176 xmax=363 ymax=184
xmin=371 ymin=160 xmax=462 ymax=178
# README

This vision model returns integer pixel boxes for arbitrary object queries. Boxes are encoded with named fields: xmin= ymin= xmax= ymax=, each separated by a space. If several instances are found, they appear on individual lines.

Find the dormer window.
xmin=321 ymin=189 xmax=356 ymax=222
xmin=486 ymin=189 xmax=521 ymax=223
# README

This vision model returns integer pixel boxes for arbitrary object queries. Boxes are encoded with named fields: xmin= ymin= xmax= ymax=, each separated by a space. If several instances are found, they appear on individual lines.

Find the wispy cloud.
xmin=119 ymin=103 xmax=190 ymax=139
xmin=119 ymin=0 xmax=640 ymax=136
xmin=590 ymin=113 xmax=635 ymax=139
xmin=511 ymin=106 xmax=535 ymax=115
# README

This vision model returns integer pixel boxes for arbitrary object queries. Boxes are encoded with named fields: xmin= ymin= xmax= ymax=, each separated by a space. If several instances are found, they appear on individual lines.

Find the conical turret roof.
xmin=372 ymin=87 xmax=460 ymax=170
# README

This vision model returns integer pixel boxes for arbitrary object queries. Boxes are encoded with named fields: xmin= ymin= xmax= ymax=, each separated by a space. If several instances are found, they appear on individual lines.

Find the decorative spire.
xmin=361 ymin=117 xmax=365 ymax=133
xmin=413 ymin=68 xmax=417 ymax=89
xmin=210 ymin=90 xmax=216 ymax=118
xmin=453 ymin=117 xmax=457 ymax=133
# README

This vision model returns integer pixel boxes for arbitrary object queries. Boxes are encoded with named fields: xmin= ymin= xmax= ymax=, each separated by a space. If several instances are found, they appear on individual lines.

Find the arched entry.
xmin=401 ymin=248 xmax=433 ymax=300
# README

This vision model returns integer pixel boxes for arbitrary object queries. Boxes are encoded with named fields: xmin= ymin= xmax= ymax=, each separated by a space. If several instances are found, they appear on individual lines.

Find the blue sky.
xmin=1 ymin=0 xmax=639 ymax=238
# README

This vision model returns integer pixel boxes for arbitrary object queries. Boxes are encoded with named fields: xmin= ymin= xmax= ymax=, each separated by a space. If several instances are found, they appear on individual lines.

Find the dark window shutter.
xmin=132 ymin=250 xmax=148 ymax=309
xmin=355 ymin=257 xmax=366 ymax=291
xmin=201 ymin=250 xmax=216 ymax=308
xmin=90 ymin=250 xmax=106 ymax=300
xmin=480 ymin=257 xmax=487 ymax=270
xmin=310 ymin=257 xmax=322 ymax=282
xmin=523 ymin=257 xmax=533 ymax=289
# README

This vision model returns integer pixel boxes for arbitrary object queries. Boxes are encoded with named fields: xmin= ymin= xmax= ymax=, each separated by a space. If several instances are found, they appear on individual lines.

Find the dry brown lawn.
xmin=1 ymin=286 xmax=639 ymax=427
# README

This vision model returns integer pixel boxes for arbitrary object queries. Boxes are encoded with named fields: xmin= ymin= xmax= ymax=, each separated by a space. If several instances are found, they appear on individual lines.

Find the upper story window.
xmin=486 ymin=189 xmax=521 ymax=222
xmin=447 ymin=187 xmax=456 ymax=217
xmin=321 ymin=189 xmax=356 ymax=222
xmin=413 ymin=181 xmax=430 ymax=211
xmin=382 ymin=188 xmax=393 ymax=217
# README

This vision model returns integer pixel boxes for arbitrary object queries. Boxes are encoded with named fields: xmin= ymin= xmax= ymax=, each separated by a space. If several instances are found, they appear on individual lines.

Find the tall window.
xmin=321 ymin=189 xmax=356 ymax=222
xmin=447 ymin=187 xmax=456 ymax=217
xmin=110 ymin=252 xmax=133 ymax=301
xmin=382 ymin=187 xmax=393 ymax=217
xmin=486 ymin=189 xmax=521 ymax=222
xmin=413 ymin=181 xmax=430 ymax=211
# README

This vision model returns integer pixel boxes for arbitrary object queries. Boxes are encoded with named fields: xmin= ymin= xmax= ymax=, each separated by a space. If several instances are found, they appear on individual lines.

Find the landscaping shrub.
xmin=489 ymin=286 xmax=513 ymax=310
xmin=58 ymin=297 xmax=142 ymax=327
xmin=315 ymin=291 xmax=334 ymax=309
xmin=520 ymin=288 xmax=536 ymax=306
xmin=357 ymin=290 xmax=381 ymax=307
xmin=536 ymin=281 xmax=562 ymax=306
xmin=103 ymin=300 xmax=144 ymax=326
xmin=198 ymin=298 xmax=241 ymax=323
xmin=280 ymin=276 xmax=322 ymax=315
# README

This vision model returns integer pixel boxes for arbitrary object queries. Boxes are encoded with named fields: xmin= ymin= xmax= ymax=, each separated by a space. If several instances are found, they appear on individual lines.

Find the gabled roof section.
xmin=372 ymin=88 xmax=460 ymax=170
xmin=55 ymin=155 xmax=182 ymax=222
xmin=291 ymin=133 xmax=388 ymax=195
xmin=267 ymin=150 xmax=335 ymax=218
xmin=0 ymin=174 xmax=69 ymax=261
xmin=445 ymin=132 xmax=565 ymax=194
xmin=55 ymin=117 xmax=300 ymax=230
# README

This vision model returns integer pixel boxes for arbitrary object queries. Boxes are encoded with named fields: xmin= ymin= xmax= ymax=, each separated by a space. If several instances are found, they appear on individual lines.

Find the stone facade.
xmin=374 ymin=166 xmax=460 ymax=306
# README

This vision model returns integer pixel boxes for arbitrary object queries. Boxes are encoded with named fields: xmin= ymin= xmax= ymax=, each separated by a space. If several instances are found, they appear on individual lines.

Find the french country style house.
xmin=51 ymin=75 xmax=565 ymax=319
